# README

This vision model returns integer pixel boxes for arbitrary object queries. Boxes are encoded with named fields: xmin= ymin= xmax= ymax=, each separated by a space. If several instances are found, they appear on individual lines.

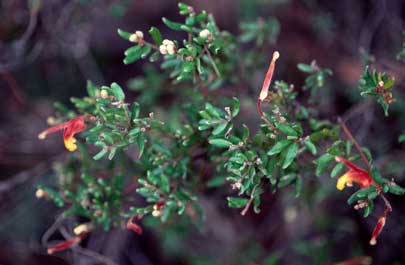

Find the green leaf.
xmin=267 ymin=140 xmax=291 ymax=156
xmin=108 ymin=147 xmax=117 ymax=160
xmin=314 ymin=153 xmax=334 ymax=176
xmin=93 ymin=149 xmax=108 ymax=160
xmin=227 ymin=197 xmax=248 ymax=208
xmin=370 ymin=167 xmax=384 ymax=185
xmin=160 ymin=174 xmax=170 ymax=193
xmin=276 ymin=123 xmax=298 ymax=137
xmin=124 ymin=46 xmax=143 ymax=64
xmin=363 ymin=200 xmax=374 ymax=217
xmin=86 ymin=80 xmax=97 ymax=97
xmin=388 ymin=183 xmax=405 ymax=195
xmin=330 ymin=162 xmax=344 ymax=178
xmin=162 ymin=17 xmax=183 ymax=31
xmin=399 ymin=134 xmax=405 ymax=143
xmin=212 ymin=122 xmax=228 ymax=135
xmin=141 ymin=45 xmax=152 ymax=59
xmin=242 ymin=124 xmax=250 ymax=141
xmin=297 ymin=63 xmax=315 ymax=74
xmin=282 ymin=142 xmax=299 ymax=169
xmin=182 ymin=60 xmax=195 ymax=73
xmin=149 ymin=51 xmax=160 ymax=62
xmin=208 ymin=138 xmax=232 ymax=148
xmin=110 ymin=82 xmax=125 ymax=100
xmin=347 ymin=186 xmax=376 ymax=205
xmin=148 ymin=27 xmax=162 ymax=45
xmin=231 ymin=97 xmax=240 ymax=118
xmin=132 ymin=102 xmax=140 ymax=119
xmin=137 ymin=134 xmax=146 ymax=159
xmin=278 ymin=173 xmax=297 ymax=188
xmin=117 ymin=28 xmax=131 ymax=40
xmin=37 ymin=186 xmax=65 ymax=207
xmin=303 ymin=139 xmax=317 ymax=155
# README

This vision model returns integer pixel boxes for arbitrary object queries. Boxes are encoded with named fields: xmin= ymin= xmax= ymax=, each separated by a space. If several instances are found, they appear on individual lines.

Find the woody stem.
xmin=241 ymin=195 xmax=254 ymax=216
xmin=337 ymin=117 xmax=371 ymax=170
xmin=380 ymin=193 xmax=393 ymax=213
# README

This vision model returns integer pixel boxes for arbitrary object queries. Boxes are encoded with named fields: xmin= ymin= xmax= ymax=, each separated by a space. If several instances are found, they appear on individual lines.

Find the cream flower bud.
xmin=159 ymin=44 xmax=168 ymax=55
xmin=46 ymin=116 xmax=56 ymax=126
xmin=162 ymin=39 xmax=173 ymax=46
xmin=135 ymin=30 xmax=143 ymax=39
xmin=152 ymin=210 xmax=162 ymax=217
xmin=129 ymin=34 xmax=138 ymax=43
xmin=73 ymin=224 xmax=91 ymax=235
xmin=35 ymin=188 xmax=46 ymax=198
xmin=167 ymin=44 xmax=175 ymax=55
xmin=199 ymin=29 xmax=211 ymax=38
xmin=100 ymin=89 xmax=108 ymax=99
xmin=129 ymin=31 xmax=144 ymax=43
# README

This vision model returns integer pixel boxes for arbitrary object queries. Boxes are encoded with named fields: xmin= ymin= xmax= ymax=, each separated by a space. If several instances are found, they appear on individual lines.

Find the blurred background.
xmin=1 ymin=0 xmax=405 ymax=264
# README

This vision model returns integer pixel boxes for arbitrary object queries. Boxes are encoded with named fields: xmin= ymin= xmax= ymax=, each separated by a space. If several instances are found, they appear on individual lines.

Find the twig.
xmin=380 ymin=193 xmax=392 ymax=212
xmin=337 ymin=117 xmax=371 ymax=170
xmin=41 ymin=214 xmax=66 ymax=247
xmin=204 ymin=46 xmax=221 ymax=77
xmin=75 ymin=246 xmax=119 ymax=265
xmin=241 ymin=184 xmax=257 ymax=216
xmin=241 ymin=195 xmax=254 ymax=216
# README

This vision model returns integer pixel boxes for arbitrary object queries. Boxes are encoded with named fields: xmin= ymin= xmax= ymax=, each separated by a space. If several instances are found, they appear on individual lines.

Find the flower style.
xmin=38 ymin=115 xmax=90 ymax=152
xmin=335 ymin=156 xmax=373 ymax=191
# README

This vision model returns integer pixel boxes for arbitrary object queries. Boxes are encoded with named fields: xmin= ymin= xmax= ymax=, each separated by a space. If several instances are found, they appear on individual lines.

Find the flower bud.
xmin=129 ymin=34 xmax=137 ymax=43
xmin=199 ymin=29 xmax=211 ymax=39
xmin=100 ymin=89 xmax=108 ymax=99
xmin=73 ymin=223 xmax=91 ymax=235
xmin=35 ymin=188 xmax=46 ymax=198
xmin=159 ymin=44 xmax=168 ymax=55
xmin=152 ymin=210 xmax=162 ymax=217
xmin=46 ymin=116 xmax=57 ymax=126
xmin=167 ymin=44 xmax=175 ymax=55
xmin=162 ymin=39 xmax=174 ymax=46
xmin=129 ymin=31 xmax=144 ymax=43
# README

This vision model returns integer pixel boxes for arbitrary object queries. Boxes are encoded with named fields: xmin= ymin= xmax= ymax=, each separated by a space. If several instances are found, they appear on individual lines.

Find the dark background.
xmin=1 ymin=0 xmax=405 ymax=264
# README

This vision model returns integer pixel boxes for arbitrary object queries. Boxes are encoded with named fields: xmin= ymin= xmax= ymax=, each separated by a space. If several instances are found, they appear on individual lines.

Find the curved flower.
xmin=38 ymin=115 xmax=90 ymax=152
xmin=335 ymin=156 xmax=373 ymax=190
xmin=126 ymin=214 xmax=143 ymax=235
xmin=258 ymin=51 xmax=279 ymax=116
xmin=370 ymin=215 xmax=386 ymax=245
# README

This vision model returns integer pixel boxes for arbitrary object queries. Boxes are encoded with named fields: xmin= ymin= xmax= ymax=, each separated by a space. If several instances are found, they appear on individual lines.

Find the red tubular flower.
xmin=335 ymin=156 xmax=373 ymax=191
xmin=126 ymin=214 xmax=143 ymax=235
xmin=369 ymin=214 xmax=386 ymax=245
xmin=38 ymin=115 xmax=90 ymax=152
xmin=258 ymin=51 xmax=279 ymax=116
xmin=47 ymin=233 xmax=87 ymax=254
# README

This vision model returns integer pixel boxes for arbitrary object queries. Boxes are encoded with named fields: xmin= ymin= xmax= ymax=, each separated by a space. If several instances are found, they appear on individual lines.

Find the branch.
xmin=75 ymin=246 xmax=119 ymax=265
xmin=337 ymin=117 xmax=371 ymax=170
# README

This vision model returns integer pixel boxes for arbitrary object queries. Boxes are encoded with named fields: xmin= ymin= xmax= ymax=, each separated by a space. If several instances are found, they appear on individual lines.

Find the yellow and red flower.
xmin=38 ymin=115 xmax=90 ymax=152
xmin=335 ymin=156 xmax=373 ymax=191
